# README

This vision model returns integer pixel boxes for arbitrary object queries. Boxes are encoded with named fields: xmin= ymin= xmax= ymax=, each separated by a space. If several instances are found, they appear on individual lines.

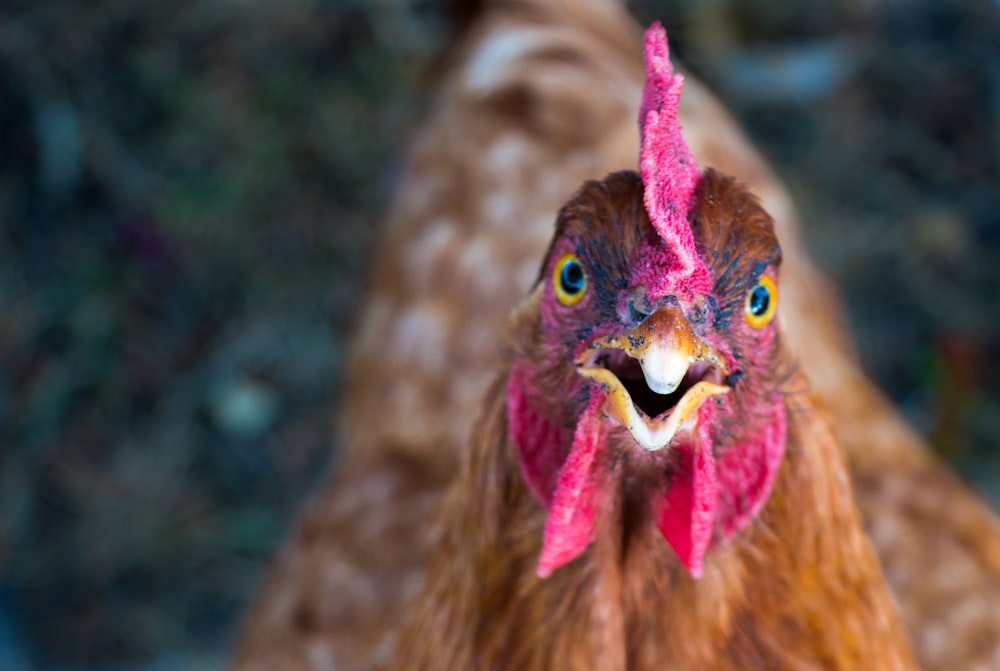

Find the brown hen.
xmin=229 ymin=2 xmax=1000 ymax=670
xmin=390 ymin=149 xmax=916 ymax=670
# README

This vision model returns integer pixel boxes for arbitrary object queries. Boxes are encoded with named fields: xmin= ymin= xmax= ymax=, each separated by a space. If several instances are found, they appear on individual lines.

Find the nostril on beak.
xmin=627 ymin=288 xmax=651 ymax=324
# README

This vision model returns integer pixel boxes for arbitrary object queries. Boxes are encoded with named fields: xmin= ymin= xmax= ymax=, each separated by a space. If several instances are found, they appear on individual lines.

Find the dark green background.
xmin=1 ymin=1 xmax=997 ymax=668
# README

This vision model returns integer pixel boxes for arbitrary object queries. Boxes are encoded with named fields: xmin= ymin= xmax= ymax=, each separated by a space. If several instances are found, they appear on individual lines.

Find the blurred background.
xmin=0 ymin=0 xmax=997 ymax=668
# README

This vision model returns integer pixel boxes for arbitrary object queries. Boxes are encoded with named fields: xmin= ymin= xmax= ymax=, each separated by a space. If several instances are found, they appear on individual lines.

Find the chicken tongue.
xmin=577 ymin=305 xmax=728 ymax=451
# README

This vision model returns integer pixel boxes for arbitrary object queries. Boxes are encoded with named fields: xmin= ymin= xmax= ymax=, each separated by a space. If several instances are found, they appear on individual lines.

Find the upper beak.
xmin=575 ymin=304 xmax=730 ymax=451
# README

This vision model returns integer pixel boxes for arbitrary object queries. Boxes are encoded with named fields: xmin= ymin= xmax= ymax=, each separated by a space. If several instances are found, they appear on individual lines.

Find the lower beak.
xmin=575 ymin=305 xmax=729 ymax=451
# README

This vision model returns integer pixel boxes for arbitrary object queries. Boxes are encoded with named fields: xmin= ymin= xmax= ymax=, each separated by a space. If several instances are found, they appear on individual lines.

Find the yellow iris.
xmin=745 ymin=275 xmax=778 ymax=328
xmin=553 ymin=253 xmax=587 ymax=306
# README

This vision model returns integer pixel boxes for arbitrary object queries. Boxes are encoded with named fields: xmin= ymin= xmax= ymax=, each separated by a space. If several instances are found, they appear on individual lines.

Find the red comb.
xmin=638 ymin=22 xmax=711 ymax=299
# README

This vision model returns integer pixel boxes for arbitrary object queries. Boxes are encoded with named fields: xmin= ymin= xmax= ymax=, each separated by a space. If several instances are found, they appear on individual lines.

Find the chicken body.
xmin=230 ymin=2 xmax=1000 ymax=670
xmin=391 ymin=169 xmax=915 ymax=671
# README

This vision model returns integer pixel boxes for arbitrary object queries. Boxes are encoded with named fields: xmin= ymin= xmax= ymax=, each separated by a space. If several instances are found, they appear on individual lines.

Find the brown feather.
xmin=389 ymin=171 xmax=915 ymax=671
xmin=229 ymin=2 xmax=1000 ymax=669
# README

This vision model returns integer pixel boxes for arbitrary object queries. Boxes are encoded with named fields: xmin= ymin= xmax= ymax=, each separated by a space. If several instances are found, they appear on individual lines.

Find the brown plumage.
xmin=229 ymin=2 xmax=1000 ymax=670
xmin=390 ymin=169 xmax=915 ymax=670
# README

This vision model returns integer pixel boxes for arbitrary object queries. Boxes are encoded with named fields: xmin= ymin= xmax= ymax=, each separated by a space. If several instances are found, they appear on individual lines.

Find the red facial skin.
xmin=507 ymin=24 xmax=787 ymax=579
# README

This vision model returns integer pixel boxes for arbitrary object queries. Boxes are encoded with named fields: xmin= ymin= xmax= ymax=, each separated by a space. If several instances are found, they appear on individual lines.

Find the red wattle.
xmin=656 ymin=413 xmax=717 ymax=579
xmin=536 ymin=394 xmax=605 ymax=578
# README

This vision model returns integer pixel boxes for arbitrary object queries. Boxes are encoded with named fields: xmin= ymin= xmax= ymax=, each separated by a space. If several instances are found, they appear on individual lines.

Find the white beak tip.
xmin=640 ymin=348 xmax=689 ymax=396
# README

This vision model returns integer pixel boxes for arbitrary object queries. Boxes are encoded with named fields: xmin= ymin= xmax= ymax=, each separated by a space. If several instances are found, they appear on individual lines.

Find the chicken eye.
xmin=744 ymin=275 xmax=777 ymax=328
xmin=553 ymin=253 xmax=587 ymax=306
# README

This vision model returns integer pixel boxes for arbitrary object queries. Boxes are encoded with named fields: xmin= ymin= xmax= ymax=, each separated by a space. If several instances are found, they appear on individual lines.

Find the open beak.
xmin=575 ymin=304 xmax=730 ymax=451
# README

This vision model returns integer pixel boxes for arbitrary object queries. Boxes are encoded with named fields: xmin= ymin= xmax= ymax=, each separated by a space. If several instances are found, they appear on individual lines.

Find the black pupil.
xmin=749 ymin=284 xmax=770 ymax=317
xmin=560 ymin=260 xmax=584 ymax=294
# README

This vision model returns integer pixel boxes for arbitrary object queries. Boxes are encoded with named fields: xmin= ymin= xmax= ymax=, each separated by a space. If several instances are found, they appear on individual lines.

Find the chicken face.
xmin=508 ymin=170 xmax=786 ymax=579
xmin=506 ymin=23 xmax=789 ymax=579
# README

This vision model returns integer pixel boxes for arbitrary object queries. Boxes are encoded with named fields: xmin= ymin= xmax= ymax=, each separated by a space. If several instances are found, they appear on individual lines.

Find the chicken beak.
xmin=575 ymin=304 xmax=730 ymax=451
